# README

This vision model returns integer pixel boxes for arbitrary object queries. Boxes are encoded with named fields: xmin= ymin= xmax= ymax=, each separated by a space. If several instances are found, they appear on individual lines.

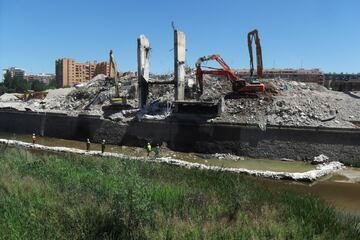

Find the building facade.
xmin=4 ymin=67 xmax=25 ymax=80
xmin=55 ymin=58 xmax=110 ymax=87
xmin=324 ymin=73 xmax=360 ymax=91
xmin=235 ymin=68 xmax=324 ymax=84
xmin=24 ymin=73 xmax=55 ymax=85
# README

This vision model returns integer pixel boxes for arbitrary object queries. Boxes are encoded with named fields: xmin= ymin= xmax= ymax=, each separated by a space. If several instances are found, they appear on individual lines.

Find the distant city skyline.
xmin=0 ymin=0 xmax=359 ymax=75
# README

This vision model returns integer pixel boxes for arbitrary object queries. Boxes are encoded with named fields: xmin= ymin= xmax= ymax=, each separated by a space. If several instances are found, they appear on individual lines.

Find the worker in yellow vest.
xmin=146 ymin=142 xmax=152 ymax=157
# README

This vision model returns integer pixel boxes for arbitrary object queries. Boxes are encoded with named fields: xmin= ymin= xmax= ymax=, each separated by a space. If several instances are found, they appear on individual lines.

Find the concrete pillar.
xmin=174 ymin=30 xmax=186 ymax=101
xmin=137 ymin=35 xmax=150 ymax=109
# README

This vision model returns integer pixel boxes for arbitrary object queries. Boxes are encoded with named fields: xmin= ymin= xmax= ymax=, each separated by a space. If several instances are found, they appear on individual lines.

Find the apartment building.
xmin=4 ymin=67 xmax=25 ymax=80
xmin=235 ymin=68 xmax=324 ymax=84
xmin=55 ymin=58 xmax=110 ymax=87
xmin=24 ymin=73 xmax=55 ymax=85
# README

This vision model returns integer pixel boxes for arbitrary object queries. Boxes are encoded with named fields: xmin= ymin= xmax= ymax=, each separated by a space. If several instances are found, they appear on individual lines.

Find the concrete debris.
xmin=312 ymin=154 xmax=330 ymax=164
xmin=212 ymin=153 xmax=244 ymax=161
xmin=0 ymin=138 xmax=344 ymax=182
xmin=0 ymin=72 xmax=359 ymax=128
xmin=0 ymin=93 xmax=19 ymax=102
xmin=209 ymin=77 xmax=359 ymax=128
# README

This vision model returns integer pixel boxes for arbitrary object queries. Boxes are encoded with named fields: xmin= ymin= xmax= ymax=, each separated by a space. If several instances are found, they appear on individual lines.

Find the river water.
xmin=1 ymin=132 xmax=359 ymax=215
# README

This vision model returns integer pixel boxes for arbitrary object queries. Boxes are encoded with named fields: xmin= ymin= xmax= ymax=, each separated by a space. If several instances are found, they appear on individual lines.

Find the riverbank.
xmin=0 ymin=147 xmax=359 ymax=239
xmin=0 ymin=138 xmax=344 ymax=182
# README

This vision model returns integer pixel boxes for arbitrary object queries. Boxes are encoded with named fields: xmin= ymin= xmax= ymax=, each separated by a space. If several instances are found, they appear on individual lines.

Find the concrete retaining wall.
xmin=0 ymin=110 xmax=359 ymax=165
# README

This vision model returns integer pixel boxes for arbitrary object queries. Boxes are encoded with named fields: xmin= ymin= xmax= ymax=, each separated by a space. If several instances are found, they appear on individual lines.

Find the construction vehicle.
xmin=195 ymin=54 xmax=265 ymax=96
xmin=102 ymin=50 xmax=133 ymax=113
xmin=109 ymin=50 xmax=126 ymax=104
xmin=247 ymin=29 xmax=263 ymax=79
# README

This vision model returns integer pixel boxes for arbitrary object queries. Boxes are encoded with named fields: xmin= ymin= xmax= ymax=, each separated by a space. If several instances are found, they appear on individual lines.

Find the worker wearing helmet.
xmin=32 ymin=133 xmax=36 ymax=144
xmin=146 ymin=142 xmax=152 ymax=157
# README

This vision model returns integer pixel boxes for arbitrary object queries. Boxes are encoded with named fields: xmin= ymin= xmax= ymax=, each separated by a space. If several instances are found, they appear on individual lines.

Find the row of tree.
xmin=0 ymin=72 xmax=56 ymax=94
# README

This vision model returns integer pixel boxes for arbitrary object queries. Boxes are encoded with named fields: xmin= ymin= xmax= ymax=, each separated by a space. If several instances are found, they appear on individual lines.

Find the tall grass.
xmin=0 ymin=147 xmax=359 ymax=239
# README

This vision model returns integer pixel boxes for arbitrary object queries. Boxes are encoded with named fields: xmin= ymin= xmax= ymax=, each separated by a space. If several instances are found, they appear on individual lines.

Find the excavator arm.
xmin=195 ymin=52 xmax=265 ymax=96
xmin=247 ymin=29 xmax=263 ymax=79
xmin=195 ymin=54 xmax=240 ymax=94
xmin=109 ymin=50 xmax=121 ymax=98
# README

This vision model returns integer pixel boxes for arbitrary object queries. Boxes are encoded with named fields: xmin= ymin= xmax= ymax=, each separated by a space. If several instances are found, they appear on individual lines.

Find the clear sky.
xmin=0 ymin=0 xmax=359 ymax=75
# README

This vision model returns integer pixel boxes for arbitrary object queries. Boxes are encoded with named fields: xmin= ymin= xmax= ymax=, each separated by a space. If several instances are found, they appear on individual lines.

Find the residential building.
xmin=324 ymin=73 xmax=360 ymax=91
xmin=55 ymin=58 xmax=110 ymax=87
xmin=24 ymin=73 xmax=55 ymax=85
xmin=4 ymin=67 xmax=25 ymax=80
xmin=234 ymin=68 xmax=324 ymax=84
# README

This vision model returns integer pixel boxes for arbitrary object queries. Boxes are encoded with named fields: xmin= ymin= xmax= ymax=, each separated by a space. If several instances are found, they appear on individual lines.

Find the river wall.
xmin=0 ymin=110 xmax=359 ymax=165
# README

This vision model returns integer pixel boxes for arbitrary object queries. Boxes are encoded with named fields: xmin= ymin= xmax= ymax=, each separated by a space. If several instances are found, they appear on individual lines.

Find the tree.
xmin=0 ymin=83 xmax=7 ymax=95
xmin=47 ymin=79 xmax=57 ymax=89
xmin=30 ymin=80 xmax=47 ymax=92
xmin=3 ymin=72 xmax=29 ymax=93
xmin=3 ymin=72 xmax=13 ymax=91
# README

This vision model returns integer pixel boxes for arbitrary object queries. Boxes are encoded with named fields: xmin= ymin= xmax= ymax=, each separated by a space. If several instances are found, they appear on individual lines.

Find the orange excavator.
xmin=248 ymin=29 xmax=263 ymax=79
xmin=195 ymin=29 xmax=265 ymax=96
xmin=195 ymin=54 xmax=265 ymax=96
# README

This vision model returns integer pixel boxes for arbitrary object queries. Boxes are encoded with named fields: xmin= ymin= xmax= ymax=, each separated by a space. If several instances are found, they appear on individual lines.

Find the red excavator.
xmin=195 ymin=54 xmax=265 ymax=96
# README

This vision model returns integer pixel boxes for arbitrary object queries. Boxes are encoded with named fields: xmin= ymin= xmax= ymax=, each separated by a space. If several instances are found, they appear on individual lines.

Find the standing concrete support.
xmin=174 ymin=30 xmax=186 ymax=101
xmin=137 ymin=35 xmax=150 ymax=109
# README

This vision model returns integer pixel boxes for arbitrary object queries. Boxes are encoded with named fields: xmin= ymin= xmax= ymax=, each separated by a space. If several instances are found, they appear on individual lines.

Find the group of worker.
xmin=86 ymin=139 xmax=106 ymax=153
xmin=31 ymin=133 xmax=160 ymax=158
xmin=146 ymin=142 xmax=160 ymax=158
xmin=31 ymin=133 xmax=106 ymax=154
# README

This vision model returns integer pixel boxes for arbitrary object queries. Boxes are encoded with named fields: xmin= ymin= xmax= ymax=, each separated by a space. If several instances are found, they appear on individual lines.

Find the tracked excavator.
xmin=195 ymin=29 xmax=265 ymax=97
xmin=101 ymin=50 xmax=132 ymax=113
xmin=195 ymin=54 xmax=265 ymax=96
xmin=109 ymin=50 xmax=125 ymax=104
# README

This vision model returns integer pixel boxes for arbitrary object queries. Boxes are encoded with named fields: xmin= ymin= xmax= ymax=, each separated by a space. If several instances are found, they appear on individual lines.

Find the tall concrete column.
xmin=174 ymin=30 xmax=186 ymax=101
xmin=137 ymin=35 xmax=150 ymax=109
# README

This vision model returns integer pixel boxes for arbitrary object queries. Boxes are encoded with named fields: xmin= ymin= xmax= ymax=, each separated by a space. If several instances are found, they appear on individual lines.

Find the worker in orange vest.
xmin=32 ymin=133 xmax=36 ymax=144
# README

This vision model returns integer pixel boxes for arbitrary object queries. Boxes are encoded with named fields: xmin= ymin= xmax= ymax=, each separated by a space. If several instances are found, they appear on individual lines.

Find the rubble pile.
xmin=64 ymin=74 xmax=112 ymax=113
xmin=41 ymin=88 xmax=75 ymax=111
xmin=199 ymin=75 xmax=232 ymax=101
xmin=209 ymin=77 xmax=359 ymax=128
xmin=0 ymin=72 xmax=359 ymax=128
xmin=0 ymin=93 xmax=19 ymax=102
xmin=264 ymin=79 xmax=359 ymax=128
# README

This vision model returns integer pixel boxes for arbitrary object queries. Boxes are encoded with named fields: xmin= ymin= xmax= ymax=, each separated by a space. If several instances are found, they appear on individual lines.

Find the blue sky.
xmin=0 ymin=0 xmax=359 ymax=75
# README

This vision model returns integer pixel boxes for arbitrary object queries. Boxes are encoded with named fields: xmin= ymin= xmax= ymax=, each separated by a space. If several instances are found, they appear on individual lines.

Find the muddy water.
xmin=258 ymin=172 xmax=360 ymax=215
xmin=1 ymin=132 xmax=360 ymax=215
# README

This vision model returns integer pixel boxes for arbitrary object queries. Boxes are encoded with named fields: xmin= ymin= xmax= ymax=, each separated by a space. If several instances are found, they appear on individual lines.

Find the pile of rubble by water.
xmin=0 ymin=72 xmax=359 ymax=128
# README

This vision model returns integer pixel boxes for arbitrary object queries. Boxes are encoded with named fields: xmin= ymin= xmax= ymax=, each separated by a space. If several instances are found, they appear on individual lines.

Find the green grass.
xmin=0 ymin=147 xmax=359 ymax=240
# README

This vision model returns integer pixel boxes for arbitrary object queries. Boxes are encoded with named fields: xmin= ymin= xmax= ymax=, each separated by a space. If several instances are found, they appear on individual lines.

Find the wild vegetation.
xmin=0 ymin=147 xmax=359 ymax=239
xmin=0 ymin=72 xmax=56 ymax=94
